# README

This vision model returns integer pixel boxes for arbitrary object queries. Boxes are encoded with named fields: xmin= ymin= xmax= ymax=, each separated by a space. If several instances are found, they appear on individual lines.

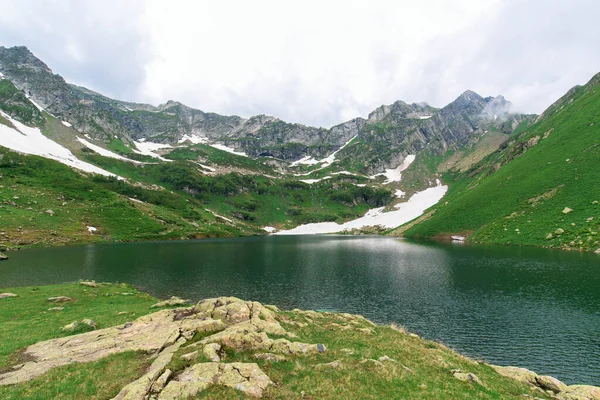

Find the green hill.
xmin=395 ymin=72 xmax=600 ymax=252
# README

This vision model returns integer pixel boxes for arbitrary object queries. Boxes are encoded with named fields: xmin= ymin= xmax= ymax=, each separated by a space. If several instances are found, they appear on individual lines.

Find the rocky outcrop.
xmin=0 ymin=296 xmax=325 ymax=399
xmin=158 ymin=362 xmax=272 ymax=399
xmin=491 ymin=365 xmax=600 ymax=400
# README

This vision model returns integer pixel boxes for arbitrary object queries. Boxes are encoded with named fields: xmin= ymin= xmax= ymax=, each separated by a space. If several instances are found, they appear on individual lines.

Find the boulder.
xmin=558 ymin=385 xmax=600 ymax=400
xmin=159 ymin=362 xmax=272 ymax=399
xmin=0 ymin=293 xmax=17 ymax=298
xmin=490 ymin=365 xmax=538 ymax=385
xmin=536 ymin=375 xmax=567 ymax=393
xmin=452 ymin=370 xmax=483 ymax=385
xmin=151 ymin=296 xmax=188 ymax=308
xmin=0 ymin=252 xmax=8 ymax=261
xmin=61 ymin=321 xmax=79 ymax=333
xmin=151 ymin=369 xmax=172 ymax=393
xmin=203 ymin=343 xmax=221 ymax=362
xmin=562 ymin=207 xmax=573 ymax=214
xmin=47 ymin=296 xmax=74 ymax=303
xmin=378 ymin=356 xmax=396 ymax=363
xmin=81 ymin=319 xmax=98 ymax=330
xmin=48 ymin=307 xmax=64 ymax=311
xmin=79 ymin=281 xmax=98 ymax=288
xmin=180 ymin=351 xmax=198 ymax=362
xmin=555 ymin=228 xmax=565 ymax=235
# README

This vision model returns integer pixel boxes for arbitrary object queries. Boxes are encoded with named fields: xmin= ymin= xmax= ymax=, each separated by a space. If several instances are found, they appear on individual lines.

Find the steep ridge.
xmin=0 ymin=45 xmax=529 ymax=174
xmin=396 ymin=71 xmax=600 ymax=252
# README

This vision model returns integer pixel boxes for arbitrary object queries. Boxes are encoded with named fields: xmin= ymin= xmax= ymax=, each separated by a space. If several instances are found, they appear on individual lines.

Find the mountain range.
xmin=1 ymin=45 xmax=597 ymax=253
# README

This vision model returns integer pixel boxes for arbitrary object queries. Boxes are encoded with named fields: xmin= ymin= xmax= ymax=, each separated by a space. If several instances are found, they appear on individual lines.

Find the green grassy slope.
xmin=397 ymin=73 xmax=600 ymax=251
xmin=0 ymin=283 xmax=551 ymax=400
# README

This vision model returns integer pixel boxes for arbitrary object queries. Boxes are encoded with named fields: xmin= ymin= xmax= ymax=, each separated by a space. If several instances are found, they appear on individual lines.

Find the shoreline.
xmin=0 ymin=282 xmax=597 ymax=399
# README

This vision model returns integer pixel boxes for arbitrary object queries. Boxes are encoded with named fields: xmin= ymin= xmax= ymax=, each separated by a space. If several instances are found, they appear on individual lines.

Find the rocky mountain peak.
xmin=0 ymin=46 xmax=53 ymax=76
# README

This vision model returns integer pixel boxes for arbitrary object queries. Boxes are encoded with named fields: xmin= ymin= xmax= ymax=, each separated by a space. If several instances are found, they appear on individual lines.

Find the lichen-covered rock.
xmin=113 ymin=338 xmax=186 ymax=400
xmin=151 ymin=296 xmax=188 ymax=308
xmin=0 ymin=308 xmax=219 ymax=386
xmin=81 ymin=319 xmax=97 ymax=330
xmin=61 ymin=321 xmax=79 ymax=333
xmin=452 ymin=370 xmax=483 ymax=385
xmin=159 ymin=362 xmax=272 ymax=398
xmin=151 ymin=369 xmax=172 ymax=393
xmin=180 ymin=351 xmax=198 ymax=362
xmin=203 ymin=343 xmax=221 ymax=362
xmin=0 ymin=296 xmax=323 ymax=399
xmin=158 ymin=362 xmax=220 ymax=399
xmin=557 ymin=385 xmax=600 ymax=400
xmin=490 ymin=365 xmax=538 ymax=385
xmin=536 ymin=375 xmax=567 ymax=393
xmin=47 ymin=296 xmax=74 ymax=303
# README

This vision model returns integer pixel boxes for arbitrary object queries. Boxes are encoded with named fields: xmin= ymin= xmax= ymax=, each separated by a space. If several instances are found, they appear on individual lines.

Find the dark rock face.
xmin=0 ymin=45 xmax=531 ymax=171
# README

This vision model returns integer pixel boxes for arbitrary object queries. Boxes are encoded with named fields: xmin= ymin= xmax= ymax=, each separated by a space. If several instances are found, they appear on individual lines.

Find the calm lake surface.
xmin=2 ymin=236 xmax=599 ymax=385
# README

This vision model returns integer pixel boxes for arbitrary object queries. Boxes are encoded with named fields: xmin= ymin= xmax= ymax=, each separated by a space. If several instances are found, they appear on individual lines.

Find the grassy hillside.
xmin=0 ymin=145 xmax=257 ymax=249
xmin=395 ymin=73 xmax=600 ymax=251
xmin=0 ymin=282 xmax=553 ymax=400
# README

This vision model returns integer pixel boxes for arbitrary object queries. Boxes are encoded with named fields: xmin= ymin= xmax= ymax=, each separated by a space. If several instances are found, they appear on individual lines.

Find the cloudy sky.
xmin=1 ymin=0 xmax=598 ymax=127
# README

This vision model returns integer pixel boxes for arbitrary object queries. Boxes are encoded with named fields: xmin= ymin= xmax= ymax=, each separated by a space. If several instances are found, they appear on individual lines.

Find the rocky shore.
xmin=0 ymin=289 xmax=598 ymax=399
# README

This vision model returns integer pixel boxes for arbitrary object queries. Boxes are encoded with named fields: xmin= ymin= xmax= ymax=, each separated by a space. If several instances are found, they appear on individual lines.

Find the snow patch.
xmin=417 ymin=115 xmax=432 ymax=119
xmin=198 ymin=163 xmax=216 ymax=172
xmin=370 ymin=155 xmax=416 ymax=184
xmin=205 ymin=208 xmax=233 ymax=223
xmin=0 ymin=71 xmax=4 ymax=79
xmin=0 ymin=112 xmax=116 ymax=177
xmin=274 ymin=182 xmax=447 ymax=235
xmin=210 ymin=143 xmax=248 ymax=157
xmin=299 ymin=176 xmax=331 ymax=184
xmin=61 ymin=120 xmax=72 ymax=128
xmin=77 ymin=137 xmax=141 ymax=163
xmin=290 ymin=135 xmax=358 ymax=171
xmin=318 ymin=135 xmax=357 ymax=168
xmin=28 ymin=97 xmax=45 ymax=113
xmin=263 ymin=226 xmax=277 ymax=233
xmin=87 ymin=226 xmax=97 ymax=234
xmin=178 ymin=134 xmax=208 ymax=144
xmin=290 ymin=155 xmax=319 ymax=167
xmin=133 ymin=141 xmax=172 ymax=161
xmin=128 ymin=197 xmax=144 ymax=204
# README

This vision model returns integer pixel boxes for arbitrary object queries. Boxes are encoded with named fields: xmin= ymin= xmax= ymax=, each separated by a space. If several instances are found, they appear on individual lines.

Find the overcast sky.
xmin=1 ymin=0 xmax=598 ymax=128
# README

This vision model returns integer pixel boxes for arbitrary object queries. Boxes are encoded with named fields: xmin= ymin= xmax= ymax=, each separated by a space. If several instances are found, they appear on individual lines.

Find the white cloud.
xmin=1 ymin=0 xmax=599 ymax=127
